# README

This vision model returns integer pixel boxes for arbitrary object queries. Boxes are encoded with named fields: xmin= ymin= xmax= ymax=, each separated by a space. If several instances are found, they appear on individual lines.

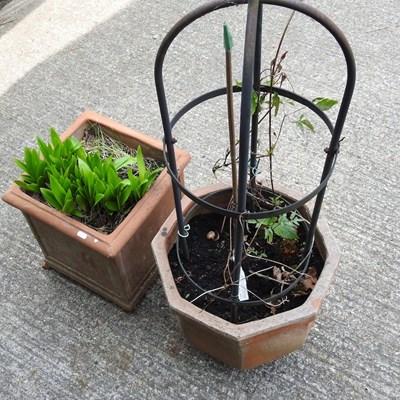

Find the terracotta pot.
xmin=152 ymin=184 xmax=341 ymax=369
xmin=2 ymin=111 xmax=191 ymax=311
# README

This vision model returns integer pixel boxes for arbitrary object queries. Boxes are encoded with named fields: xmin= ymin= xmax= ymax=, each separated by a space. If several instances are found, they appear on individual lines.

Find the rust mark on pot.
xmin=311 ymin=297 xmax=322 ymax=309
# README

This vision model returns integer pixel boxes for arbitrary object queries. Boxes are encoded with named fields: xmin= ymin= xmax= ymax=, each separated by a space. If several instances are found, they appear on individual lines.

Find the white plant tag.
xmin=238 ymin=266 xmax=249 ymax=301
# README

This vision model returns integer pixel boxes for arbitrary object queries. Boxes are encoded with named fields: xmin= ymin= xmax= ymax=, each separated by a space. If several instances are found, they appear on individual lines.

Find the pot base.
xmin=42 ymin=258 xmax=158 ymax=310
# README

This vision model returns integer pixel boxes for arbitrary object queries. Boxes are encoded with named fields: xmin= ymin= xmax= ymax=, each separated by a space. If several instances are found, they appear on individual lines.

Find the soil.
xmin=169 ymin=212 xmax=324 ymax=324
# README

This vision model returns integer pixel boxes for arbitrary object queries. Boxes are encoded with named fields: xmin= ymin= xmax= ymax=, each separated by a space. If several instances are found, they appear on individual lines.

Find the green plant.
xmin=249 ymin=211 xmax=304 ymax=243
xmin=74 ymin=153 xmax=133 ymax=215
xmin=214 ymin=13 xmax=339 ymax=193
xmin=252 ymin=15 xmax=339 ymax=193
xmin=14 ymin=127 xmax=164 ymax=224
xmin=14 ymin=147 xmax=48 ymax=193
xmin=127 ymin=146 xmax=163 ymax=203
xmin=246 ymin=246 xmax=267 ymax=259
xmin=269 ymin=195 xmax=284 ymax=207
xmin=41 ymin=169 xmax=83 ymax=218
xmin=14 ymin=130 xmax=84 ymax=193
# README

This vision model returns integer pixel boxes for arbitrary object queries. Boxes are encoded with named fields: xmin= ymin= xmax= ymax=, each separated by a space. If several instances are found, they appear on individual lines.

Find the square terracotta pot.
xmin=152 ymin=184 xmax=341 ymax=369
xmin=3 ymin=111 xmax=191 ymax=310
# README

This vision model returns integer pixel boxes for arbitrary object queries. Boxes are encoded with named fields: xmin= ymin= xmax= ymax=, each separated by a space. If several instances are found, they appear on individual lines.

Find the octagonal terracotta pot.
xmin=3 ymin=111 xmax=191 ymax=311
xmin=152 ymin=184 xmax=340 ymax=369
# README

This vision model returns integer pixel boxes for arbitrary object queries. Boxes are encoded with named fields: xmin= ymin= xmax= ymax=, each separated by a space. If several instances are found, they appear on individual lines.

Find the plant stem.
xmin=249 ymin=2 xmax=263 ymax=211
xmin=267 ymin=10 xmax=296 ymax=194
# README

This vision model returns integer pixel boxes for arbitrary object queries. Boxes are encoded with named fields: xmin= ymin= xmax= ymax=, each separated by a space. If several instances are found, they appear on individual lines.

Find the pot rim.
xmin=152 ymin=183 xmax=341 ymax=340
xmin=2 ymin=110 xmax=191 ymax=253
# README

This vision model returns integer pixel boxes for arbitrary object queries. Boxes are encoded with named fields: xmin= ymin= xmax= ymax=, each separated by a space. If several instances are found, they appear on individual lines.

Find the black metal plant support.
xmin=155 ymin=0 xmax=356 ymax=323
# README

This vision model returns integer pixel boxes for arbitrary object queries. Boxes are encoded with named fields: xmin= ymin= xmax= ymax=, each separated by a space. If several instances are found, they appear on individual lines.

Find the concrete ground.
xmin=0 ymin=0 xmax=398 ymax=399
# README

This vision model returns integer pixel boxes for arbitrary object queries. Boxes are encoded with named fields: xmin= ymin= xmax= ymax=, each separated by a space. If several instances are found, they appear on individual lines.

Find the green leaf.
xmin=106 ymin=167 xmax=120 ymax=187
xmin=48 ymin=175 xmax=66 ymax=206
xmin=147 ymin=167 xmax=163 ymax=184
xmin=137 ymin=179 xmax=149 ymax=198
xmin=105 ymin=200 xmax=118 ymax=212
xmin=127 ymin=168 xmax=138 ymax=185
xmin=119 ymin=185 xmax=131 ymax=207
xmin=50 ymin=128 xmax=62 ymax=148
xmin=274 ymin=223 xmax=298 ymax=240
xmin=23 ymin=147 xmax=33 ymax=172
xmin=289 ymin=212 xmax=304 ymax=225
xmin=71 ymin=136 xmax=87 ymax=159
xmin=273 ymin=213 xmax=302 ymax=240
xmin=15 ymin=179 xmax=39 ymax=192
xmin=76 ymin=194 xmax=88 ymax=211
xmin=251 ymin=91 xmax=259 ymax=115
xmin=36 ymin=137 xmax=51 ymax=161
xmin=61 ymin=190 xmax=74 ymax=213
xmin=296 ymin=115 xmax=315 ymax=133
xmin=272 ymin=92 xmax=281 ymax=117
xmin=94 ymin=178 xmax=106 ymax=194
xmin=263 ymin=78 xmax=273 ymax=86
xmin=94 ymin=193 xmax=105 ymax=208
xmin=312 ymin=97 xmax=338 ymax=111
xmin=265 ymin=228 xmax=274 ymax=243
xmin=301 ymin=118 xmax=315 ymax=132
xmin=70 ymin=208 xmax=84 ymax=218
xmin=14 ymin=159 xmax=30 ymax=175
xmin=41 ymin=188 xmax=62 ymax=210
xmin=78 ymin=158 xmax=92 ymax=180
xmin=136 ymin=146 xmax=146 ymax=182
xmin=58 ymin=175 xmax=71 ymax=192
xmin=113 ymin=156 xmax=136 ymax=171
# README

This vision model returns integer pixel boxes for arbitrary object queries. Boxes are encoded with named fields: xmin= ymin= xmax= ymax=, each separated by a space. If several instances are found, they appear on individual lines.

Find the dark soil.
xmin=169 ymin=213 xmax=324 ymax=324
